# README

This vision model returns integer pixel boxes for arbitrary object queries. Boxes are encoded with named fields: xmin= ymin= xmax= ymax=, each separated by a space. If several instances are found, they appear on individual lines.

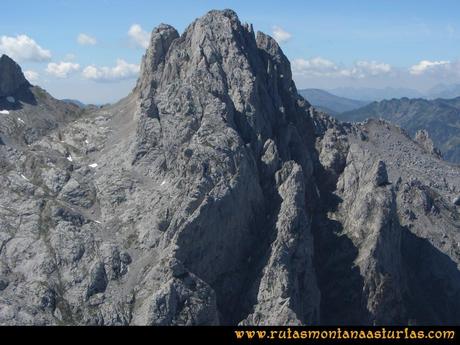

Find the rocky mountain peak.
xmin=0 ymin=54 xmax=81 ymax=145
xmin=135 ymin=9 xmax=247 ymax=94
xmin=0 ymin=10 xmax=459 ymax=327
xmin=133 ymin=10 xmax=308 ymax=164
xmin=0 ymin=54 xmax=30 ymax=97
xmin=415 ymin=129 xmax=442 ymax=158
xmin=135 ymin=24 xmax=179 ymax=94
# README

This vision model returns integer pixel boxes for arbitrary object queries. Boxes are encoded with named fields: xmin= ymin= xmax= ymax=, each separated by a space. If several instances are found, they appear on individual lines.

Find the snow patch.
xmin=0 ymin=110 xmax=10 ymax=115
xmin=17 ymin=117 xmax=25 ymax=124
xmin=20 ymin=174 xmax=29 ymax=181
xmin=88 ymin=163 xmax=98 ymax=168
xmin=94 ymin=220 xmax=101 ymax=224
xmin=6 ymin=96 xmax=15 ymax=103
xmin=160 ymin=180 xmax=167 ymax=186
xmin=66 ymin=155 xmax=73 ymax=162
xmin=85 ymin=139 xmax=89 ymax=144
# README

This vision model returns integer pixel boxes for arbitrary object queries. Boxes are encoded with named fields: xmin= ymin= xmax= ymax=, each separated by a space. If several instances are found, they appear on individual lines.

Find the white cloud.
xmin=24 ymin=70 xmax=39 ymax=82
xmin=341 ymin=61 xmax=392 ymax=78
xmin=292 ymin=57 xmax=339 ymax=76
xmin=409 ymin=60 xmax=450 ymax=75
xmin=82 ymin=59 xmax=140 ymax=82
xmin=46 ymin=61 xmax=80 ymax=78
xmin=292 ymin=57 xmax=392 ymax=79
xmin=0 ymin=34 xmax=51 ymax=62
xmin=128 ymin=24 xmax=150 ymax=49
xmin=272 ymin=26 xmax=292 ymax=44
xmin=77 ymin=33 xmax=97 ymax=46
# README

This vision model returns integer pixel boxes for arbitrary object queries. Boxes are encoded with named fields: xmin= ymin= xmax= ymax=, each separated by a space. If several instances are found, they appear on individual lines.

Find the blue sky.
xmin=1 ymin=0 xmax=459 ymax=103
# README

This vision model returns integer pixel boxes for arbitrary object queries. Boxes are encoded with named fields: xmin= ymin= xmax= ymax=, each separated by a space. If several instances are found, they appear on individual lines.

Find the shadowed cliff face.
xmin=0 ymin=55 xmax=30 ymax=97
xmin=0 ymin=54 xmax=82 ymax=147
xmin=129 ymin=9 xmax=320 ymax=325
xmin=0 ymin=10 xmax=459 ymax=326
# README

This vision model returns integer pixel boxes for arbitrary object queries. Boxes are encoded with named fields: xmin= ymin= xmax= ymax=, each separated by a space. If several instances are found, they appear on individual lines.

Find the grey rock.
xmin=0 ymin=277 xmax=8 ymax=291
xmin=316 ymin=116 xmax=460 ymax=325
xmin=415 ymin=129 xmax=442 ymax=158
xmin=261 ymin=139 xmax=280 ymax=176
xmin=0 ymin=55 xmax=29 ymax=97
xmin=242 ymin=161 xmax=320 ymax=325
xmin=59 ymin=178 xmax=95 ymax=208
xmin=0 ymin=10 xmax=459 ymax=326
xmin=373 ymin=160 xmax=389 ymax=187
xmin=86 ymin=262 xmax=108 ymax=299
xmin=120 ymin=252 xmax=132 ymax=265
xmin=338 ymin=97 xmax=460 ymax=163
xmin=88 ymin=293 xmax=105 ymax=307
xmin=0 ymin=54 xmax=82 ymax=147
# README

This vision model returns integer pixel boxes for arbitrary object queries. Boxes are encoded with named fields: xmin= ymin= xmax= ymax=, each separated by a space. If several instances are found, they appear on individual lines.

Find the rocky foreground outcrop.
xmin=0 ymin=10 xmax=459 ymax=325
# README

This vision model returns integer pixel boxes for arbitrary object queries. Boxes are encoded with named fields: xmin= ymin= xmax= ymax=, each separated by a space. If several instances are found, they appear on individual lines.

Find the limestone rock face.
xmin=314 ymin=117 xmax=460 ymax=325
xmin=0 ymin=55 xmax=30 ymax=97
xmin=0 ymin=54 xmax=82 ymax=147
xmin=0 ymin=10 xmax=459 ymax=326
xmin=415 ymin=129 xmax=442 ymax=158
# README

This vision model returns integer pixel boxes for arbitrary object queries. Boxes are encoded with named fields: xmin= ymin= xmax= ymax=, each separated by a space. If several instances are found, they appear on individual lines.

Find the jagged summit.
xmin=0 ymin=10 xmax=459 ymax=326
xmin=136 ymin=9 xmax=296 ymax=98
xmin=0 ymin=54 xmax=81 ymax=145
xmin=0 ymin=54 xmax=30 ymax=97
xmin=133 ymin=9 xmax=309 ymax=165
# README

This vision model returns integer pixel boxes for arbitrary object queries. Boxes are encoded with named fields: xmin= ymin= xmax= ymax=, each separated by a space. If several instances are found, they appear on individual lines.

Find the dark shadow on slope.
xmin=219 ymin=208 xmax=279 ymax=324
xmin=232 ymin=109 xmax=257 ymax=145
xmin=312 ymin=167 xmax=372 ymax=325
xmin=228 ymin=173 xmax=284 ymax=324
xmin=176 ymin=197 xmax=275 ymax=325
xmin=0 ymin=84 xmax=37 ymax=111
xmin=173 ymin=155 xmax=276 ymax=325
xmin=401 ymin=227 xmax=460 ymax=325
xmin=200 ymin=149 xmax=284 ymax=325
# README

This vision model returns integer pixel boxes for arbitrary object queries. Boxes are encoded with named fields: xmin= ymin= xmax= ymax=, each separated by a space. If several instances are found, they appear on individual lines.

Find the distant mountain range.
xmin=327 ymin=87 xmax=425 ymax=102
xmin=427 ymin=84 xmax=460 ymax=99
xmin=61 ymin=98 xmax=86 ymax=108
xmin=300 ymin=85 xmax=460 ymax=115
xmin=298 ymin=89 xmax=368 ymax=114
xmin=299 ymin=88 xmax=460 ymax=164
xmin=337 ymin=97 xmax=460 ymax=163
xmin=325 ymin=85 xmax=460 ymax=103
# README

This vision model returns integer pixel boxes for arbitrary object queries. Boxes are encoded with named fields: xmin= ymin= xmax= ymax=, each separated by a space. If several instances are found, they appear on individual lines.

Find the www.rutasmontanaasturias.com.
xmin=234 ymin=327 xmax=456 ymax=341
